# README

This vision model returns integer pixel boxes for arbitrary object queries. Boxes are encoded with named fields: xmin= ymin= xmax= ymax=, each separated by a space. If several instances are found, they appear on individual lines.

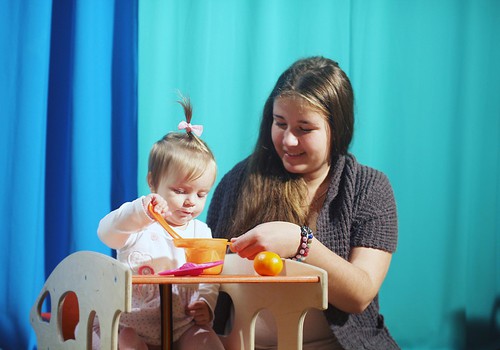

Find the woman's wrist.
xmin=289 ymin=225 xmax=314 ymax=262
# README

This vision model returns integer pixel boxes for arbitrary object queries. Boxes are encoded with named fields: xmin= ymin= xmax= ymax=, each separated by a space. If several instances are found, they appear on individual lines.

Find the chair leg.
xmin=275 ymin=311 xmax=305 ymax=350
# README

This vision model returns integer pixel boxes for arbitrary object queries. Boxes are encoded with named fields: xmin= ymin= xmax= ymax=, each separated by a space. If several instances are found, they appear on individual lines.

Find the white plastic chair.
xmin=30 ymin=251 xmax=132 ymax=350
xmin=219 ymin=254 xmax=328 ymax=350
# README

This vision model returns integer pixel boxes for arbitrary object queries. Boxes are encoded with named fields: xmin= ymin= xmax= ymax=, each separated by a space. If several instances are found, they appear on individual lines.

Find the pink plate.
xmin=158 ymin=260 xmax=224 ymax=276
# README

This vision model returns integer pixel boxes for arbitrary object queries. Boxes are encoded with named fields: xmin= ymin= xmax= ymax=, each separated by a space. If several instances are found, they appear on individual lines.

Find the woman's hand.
xmin=229 ymin=221 xmax=302 ymax=259
xmin=186 ymin=300 xmax=212 ymax=325
xmin=142 ymin=193 xmax=170 ymax=220
xmin=230 ymin=221 xmax=393 ymax=313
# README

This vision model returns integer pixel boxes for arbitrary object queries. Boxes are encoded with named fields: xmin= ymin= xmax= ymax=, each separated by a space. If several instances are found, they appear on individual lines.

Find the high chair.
xmin=31 ymin=251 xmax=327 ymax=350
xmin=30 ymin=251 xmax=132 ymax=349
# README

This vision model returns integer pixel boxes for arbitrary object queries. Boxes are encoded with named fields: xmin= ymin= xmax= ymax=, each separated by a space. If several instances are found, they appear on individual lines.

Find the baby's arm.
xmin=193 ymin=283 xmax=219 ymax=325
xmin=98 ymin=194 xmax=170 ymax=249
xmin=97 ymin=196 xmax=155 ymax=249
xmin=186 ymin=300 xmax=212 ymax=325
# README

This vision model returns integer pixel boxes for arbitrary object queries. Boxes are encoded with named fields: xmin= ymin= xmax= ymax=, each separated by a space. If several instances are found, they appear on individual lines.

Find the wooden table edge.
xmin=132 ymin=274 xmax=321 ymax=284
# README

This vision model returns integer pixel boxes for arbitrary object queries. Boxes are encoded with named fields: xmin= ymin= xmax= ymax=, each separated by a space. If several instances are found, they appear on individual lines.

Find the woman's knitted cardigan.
xmin=207 ymin=154 xmax=399 ymax=349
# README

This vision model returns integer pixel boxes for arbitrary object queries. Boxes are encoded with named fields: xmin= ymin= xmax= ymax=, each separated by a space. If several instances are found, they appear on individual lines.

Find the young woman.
xmin=207 ymin=56 xmax=399 ymax=349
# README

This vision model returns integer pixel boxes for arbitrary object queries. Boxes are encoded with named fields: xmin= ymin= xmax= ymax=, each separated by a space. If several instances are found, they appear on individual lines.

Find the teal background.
xmin=138 ymin=1 xmax=499 ymax=349
xmin=0 ymin=0 xmax=498 ymax=349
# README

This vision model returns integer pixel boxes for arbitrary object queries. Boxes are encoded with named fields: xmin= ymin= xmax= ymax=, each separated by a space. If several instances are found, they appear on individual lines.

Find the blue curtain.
xmin=1 ymin=0 xmax=499 ymax=349
xmin=0 ymin=0 xmax=137 ymax=349
xmin=138 ymin=1 xmax=500 ymax=349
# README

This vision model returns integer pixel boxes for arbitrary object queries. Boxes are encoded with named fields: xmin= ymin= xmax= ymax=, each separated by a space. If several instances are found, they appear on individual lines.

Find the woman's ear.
xmin=147 ymin=172 xmax=155 ymax=192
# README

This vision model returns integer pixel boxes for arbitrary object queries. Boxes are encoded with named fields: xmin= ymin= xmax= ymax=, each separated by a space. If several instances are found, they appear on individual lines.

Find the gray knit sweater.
xmin=207 ymin=154 xmax=399 ymax=349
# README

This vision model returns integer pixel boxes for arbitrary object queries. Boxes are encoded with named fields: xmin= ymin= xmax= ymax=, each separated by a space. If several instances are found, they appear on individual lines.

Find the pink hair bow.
xmin=178 ymin=121 xmax=203 ymax=136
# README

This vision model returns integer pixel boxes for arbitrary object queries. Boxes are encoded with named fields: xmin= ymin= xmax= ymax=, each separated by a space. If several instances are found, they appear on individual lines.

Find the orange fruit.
xmin=253 ymin=251 xmax=283 ymax=276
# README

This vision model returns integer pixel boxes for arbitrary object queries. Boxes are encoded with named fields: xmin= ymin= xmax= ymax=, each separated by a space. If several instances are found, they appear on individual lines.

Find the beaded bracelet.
xmin=291 ymin=225 xmax=314 ymax=262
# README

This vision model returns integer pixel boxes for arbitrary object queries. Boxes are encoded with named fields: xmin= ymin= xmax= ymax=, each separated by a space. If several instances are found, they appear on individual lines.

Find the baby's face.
xmin=155 ymin=163 xmax=216 ymax=227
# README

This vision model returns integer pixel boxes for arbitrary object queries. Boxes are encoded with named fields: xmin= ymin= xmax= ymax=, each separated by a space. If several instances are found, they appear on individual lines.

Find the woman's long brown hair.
xmin=227 ymin=57 xmax=354 ymax=237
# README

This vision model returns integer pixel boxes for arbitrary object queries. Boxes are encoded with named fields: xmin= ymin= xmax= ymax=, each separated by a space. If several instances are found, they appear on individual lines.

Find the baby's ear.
xmin=146 ymin=172 xmax=155 ymax=192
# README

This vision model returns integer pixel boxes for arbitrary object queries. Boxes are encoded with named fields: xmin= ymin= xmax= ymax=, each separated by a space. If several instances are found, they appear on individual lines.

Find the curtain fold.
xmin=44 ymin=0 xmax=76 ymax=279
xmin=0 ymin=1 xmax=138 ymax=348
xmin=112 ymin=0 xmax=138 ymax=211
xmin=0 ymin=2 xmax=53 ymax=349
xmin=69 ymin=0 xmax=114 ymax=252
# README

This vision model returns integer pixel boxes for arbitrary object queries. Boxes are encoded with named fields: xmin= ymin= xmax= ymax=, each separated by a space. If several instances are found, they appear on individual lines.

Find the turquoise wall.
xmin=138 ymin=1 xmax=500 ymax=349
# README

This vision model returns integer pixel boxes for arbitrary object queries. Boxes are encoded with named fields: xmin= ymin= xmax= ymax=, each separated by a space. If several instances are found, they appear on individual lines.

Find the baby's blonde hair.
xmin=148 ymin=96 xmax=216 ymax=191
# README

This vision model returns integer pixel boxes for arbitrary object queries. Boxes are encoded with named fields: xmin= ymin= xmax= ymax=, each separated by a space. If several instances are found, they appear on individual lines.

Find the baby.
xmin=97 ymin=95 xmax=224 ymax=350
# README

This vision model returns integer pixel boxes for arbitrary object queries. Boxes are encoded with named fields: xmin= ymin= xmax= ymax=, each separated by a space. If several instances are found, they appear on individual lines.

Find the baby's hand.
xmin=143 ymin=194 xmax=170 ymax=220
xmin=186 ymin=300 xmax=212 ymax=325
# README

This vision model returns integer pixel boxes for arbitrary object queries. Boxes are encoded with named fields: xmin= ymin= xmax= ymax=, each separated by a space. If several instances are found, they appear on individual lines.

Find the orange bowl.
xmin=173 ymin=238 xmax=228 ymax=274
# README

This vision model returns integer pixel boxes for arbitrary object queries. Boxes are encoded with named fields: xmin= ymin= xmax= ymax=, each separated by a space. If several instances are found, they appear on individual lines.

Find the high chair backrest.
xmin=218 ymin=253 xmax=328 ymax=350
xmin=30 ymin=251 xmax=132 ymax=350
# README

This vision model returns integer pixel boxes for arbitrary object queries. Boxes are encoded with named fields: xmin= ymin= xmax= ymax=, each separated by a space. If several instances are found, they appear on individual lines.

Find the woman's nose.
xmin=283 ymin=129 xmax=298 ymax=146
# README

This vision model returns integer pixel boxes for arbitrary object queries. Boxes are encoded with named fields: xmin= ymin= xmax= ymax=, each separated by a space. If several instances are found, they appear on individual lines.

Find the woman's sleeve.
xmin=206 ymin=175 xmax=226 ymax=238
xmin=207 ymin=160 xmax=246 ymax=238
xmin=351 ymin=168 xmax=398 ymax=253
xmin=206 ymin=161 xmax=246 ymax=334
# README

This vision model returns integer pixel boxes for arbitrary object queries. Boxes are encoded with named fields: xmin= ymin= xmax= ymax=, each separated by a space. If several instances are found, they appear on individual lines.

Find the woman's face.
xmin=271 ymin=96 xmax=331 ymax=182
